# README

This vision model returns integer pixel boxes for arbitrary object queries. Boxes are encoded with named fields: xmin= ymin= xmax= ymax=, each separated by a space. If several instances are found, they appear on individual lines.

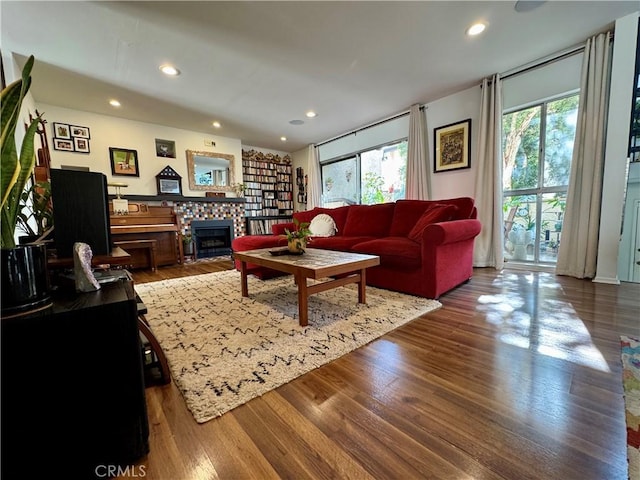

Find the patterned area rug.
xmin=621 ymin=335 xmax=640 ymax=480
xmin=136 ymin=270 xmax=441 ymax=423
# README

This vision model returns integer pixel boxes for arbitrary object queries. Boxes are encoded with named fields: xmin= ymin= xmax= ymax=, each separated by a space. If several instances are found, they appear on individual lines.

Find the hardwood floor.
xmin=125 ymin=260 xmax=640 ymax=480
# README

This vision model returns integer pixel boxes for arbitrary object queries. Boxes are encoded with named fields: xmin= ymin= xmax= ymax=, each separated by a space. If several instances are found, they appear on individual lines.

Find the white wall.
xmin=425 ymin=86 xmax=481 ymax=201
xmin=38 ymin=104 xmax=243 ymax=197
xmin=595 ymin=11 xmax=639 ymax=284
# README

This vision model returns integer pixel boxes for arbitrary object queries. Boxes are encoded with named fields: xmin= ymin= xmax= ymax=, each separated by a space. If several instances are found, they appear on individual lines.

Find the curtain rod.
xmin=499 ymin=30 xmax=613 ymax=81
xmin=315 ymin=105 xmax=425 ymax=148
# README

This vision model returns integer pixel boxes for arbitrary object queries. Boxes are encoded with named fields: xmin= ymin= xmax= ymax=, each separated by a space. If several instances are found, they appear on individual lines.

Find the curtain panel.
xmin=406 ymin=104 xmax=430 ymax=199
xmin=473 ymin=74 xmax=504 ymax=269
xmin=556 ymin=32 xmax=612 ymax=278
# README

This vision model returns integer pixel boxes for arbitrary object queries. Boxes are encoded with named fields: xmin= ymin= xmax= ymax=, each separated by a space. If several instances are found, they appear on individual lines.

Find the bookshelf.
xmin=242 ymin=149 xmax=294 ymax=234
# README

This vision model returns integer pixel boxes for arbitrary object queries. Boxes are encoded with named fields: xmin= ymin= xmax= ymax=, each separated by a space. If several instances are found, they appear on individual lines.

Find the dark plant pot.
xmin=1 ymin=243 xmax=52 ymax=317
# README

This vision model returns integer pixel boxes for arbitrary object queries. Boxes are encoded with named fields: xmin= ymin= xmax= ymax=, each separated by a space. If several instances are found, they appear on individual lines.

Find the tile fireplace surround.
xmin=174 ymin=200 xmax=245 ymax=240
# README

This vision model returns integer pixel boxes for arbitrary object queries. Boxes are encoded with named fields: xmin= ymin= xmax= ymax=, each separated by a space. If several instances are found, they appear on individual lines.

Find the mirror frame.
xmin=186 ymin=150 xmax=235 ymax=192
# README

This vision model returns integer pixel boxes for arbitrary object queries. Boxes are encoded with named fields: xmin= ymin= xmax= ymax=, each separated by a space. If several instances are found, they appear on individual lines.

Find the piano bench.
xmin=114 ymin=239 xmax=158 ymax=272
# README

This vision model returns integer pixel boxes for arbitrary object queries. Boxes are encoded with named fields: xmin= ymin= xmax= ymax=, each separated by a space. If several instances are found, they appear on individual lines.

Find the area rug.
xmin=135 ymin=270 xmax=441 ymax=423
xmin=621 ymin=335 xmax=640 ymax=480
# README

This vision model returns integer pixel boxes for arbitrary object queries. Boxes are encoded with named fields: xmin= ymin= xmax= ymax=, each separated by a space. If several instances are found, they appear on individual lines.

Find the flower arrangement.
xmin=232 ymin=183 xmax=246 ymax=197
xmin=283 ymin=218 xmax=312 ymax=252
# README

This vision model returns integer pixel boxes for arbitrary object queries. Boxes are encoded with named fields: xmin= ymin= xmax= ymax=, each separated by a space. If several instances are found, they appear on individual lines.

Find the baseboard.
xmin=592 ymin=275 xmax=620 ymax=285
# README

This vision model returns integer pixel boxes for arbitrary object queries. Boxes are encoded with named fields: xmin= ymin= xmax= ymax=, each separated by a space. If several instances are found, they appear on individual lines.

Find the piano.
xmin=109 ymin=202 xmax=183 ymax=269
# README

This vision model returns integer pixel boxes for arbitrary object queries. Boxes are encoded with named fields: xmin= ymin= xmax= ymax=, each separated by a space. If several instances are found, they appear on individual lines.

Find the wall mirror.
xmin=186 ymin=150 xmax=235 ymax=192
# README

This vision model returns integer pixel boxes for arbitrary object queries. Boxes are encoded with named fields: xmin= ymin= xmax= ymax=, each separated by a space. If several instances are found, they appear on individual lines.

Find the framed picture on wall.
xmin=155 ymin=138 xmax=176 ymax=158
xmin=109 ymin=147 xmax=140 ymax=177
xmin=70 ymin=125 xmax=90 ymax=139
xmin=73 ymin=137 xmax=90 ymax=153
xmin=53 ymin=122 xmax=71 ymax=139
xmin=434 ymin=118 xmax=471 ymax=173
xmin=53 ymin=138 xmax=74 ymax=152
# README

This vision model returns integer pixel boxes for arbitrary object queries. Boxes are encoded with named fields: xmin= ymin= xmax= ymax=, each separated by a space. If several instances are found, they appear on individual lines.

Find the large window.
xmin=502 ymin=94 xmax=579 ymax=264
xmin=321 ymin=140 xmax=407 ymax=206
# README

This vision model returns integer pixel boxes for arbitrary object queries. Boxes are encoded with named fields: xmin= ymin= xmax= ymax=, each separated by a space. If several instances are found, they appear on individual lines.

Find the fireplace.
xmin=191 ymin=219 xmax=234 ymax=259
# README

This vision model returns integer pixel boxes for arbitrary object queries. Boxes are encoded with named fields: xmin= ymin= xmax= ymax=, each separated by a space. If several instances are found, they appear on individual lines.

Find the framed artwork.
xmin=53 ymin=138 xmax=74 ymax=152
xmin=73 ymin=137 xmax=90 ymax=153
xmin=158 ymin=178 xmax=181 ymax=194
xmin=53 ymin=122 xmax=71 ymax=139
xmin=156 ymin=165 xmax=182 ymax=195
xmin=434 ymin=118 xmax=471 ymax=173
xmin=109 ymin=147 xmax=140 ymax=177
xmin=70 ymin=125 xmax=90 ymax=139
xmin=155 ymin=138 xmax=176 ymax=158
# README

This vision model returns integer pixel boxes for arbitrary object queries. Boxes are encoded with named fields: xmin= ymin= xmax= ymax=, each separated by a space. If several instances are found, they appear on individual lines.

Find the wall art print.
xmin=52 ymin=122 xmax=91 ymax=154
xmin=434 ymin=118 xmax=471 ymax=173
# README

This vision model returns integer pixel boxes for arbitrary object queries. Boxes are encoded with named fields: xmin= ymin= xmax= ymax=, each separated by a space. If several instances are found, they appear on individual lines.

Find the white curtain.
xmin=556 ymin=32 xmax=611 ymax=278
xmin=473 ymin=75 xmax=504 ymax=269
xmin=406 ymin=104 xmax=430 ymax=199
xmin=306 ymin=144 xmax=322 ymax=209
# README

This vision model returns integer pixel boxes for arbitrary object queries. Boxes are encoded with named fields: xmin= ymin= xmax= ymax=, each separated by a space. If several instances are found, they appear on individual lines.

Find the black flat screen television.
xmin=50 ymin=169 xmax=112 ymax=257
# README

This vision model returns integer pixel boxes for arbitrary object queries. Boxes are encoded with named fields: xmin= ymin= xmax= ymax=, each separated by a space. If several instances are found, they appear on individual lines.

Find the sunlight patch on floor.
xmin=477 ymin=292 xmax=610 ymax=372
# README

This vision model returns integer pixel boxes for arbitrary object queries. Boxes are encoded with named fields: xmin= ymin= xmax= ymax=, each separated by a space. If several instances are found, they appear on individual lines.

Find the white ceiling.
xmin=2 ymin=1 xmax=638 ymax=152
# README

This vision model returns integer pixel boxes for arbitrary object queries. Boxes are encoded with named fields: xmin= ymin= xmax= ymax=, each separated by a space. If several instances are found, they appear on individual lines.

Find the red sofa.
xmin=232 ymin=197 xmax=482 ymax=299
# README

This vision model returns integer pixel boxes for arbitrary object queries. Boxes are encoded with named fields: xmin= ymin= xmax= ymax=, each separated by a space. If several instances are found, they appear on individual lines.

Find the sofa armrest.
xmin=422 ymin=219 xmax=482 ymax=246
xmin=272 ymin=222 xmax=295 ymax=235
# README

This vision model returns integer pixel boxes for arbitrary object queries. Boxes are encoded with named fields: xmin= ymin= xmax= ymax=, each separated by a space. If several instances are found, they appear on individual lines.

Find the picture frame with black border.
xmin=70 ymin=125 xmax=90 ymax=139
xmin=73 ymin=137 xmax=90 ymax=154
xmin=433 ymin=118 xmax=471 ymax=173
xmin=53 ymin=138 xmax=74 ymax=152
xmin=155 ymin=138 xmax=176 ymax=158
xmin=157 ymin=178 xmax=182 ymax=195
xmin=53 ymin=122 xmax=71 ymax=139
xmin=109 ymin=147 xmax=140 ymax=177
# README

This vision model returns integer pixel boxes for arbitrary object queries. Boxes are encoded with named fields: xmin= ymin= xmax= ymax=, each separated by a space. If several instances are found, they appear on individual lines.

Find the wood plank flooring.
xmin=124 ymin=260 xmax=640 ymax=480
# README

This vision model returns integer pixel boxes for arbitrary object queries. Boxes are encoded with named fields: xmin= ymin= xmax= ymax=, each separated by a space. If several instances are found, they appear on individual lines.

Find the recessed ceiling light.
xmin=466 ymin=22 xmax=486 ymax=36
xmin=159 ymin=64 xmax=180 ymax=76
xmin=305 ymin=111 xmax=317 ymax=118
xmin=280 ymin=136 xmax=287 ymax=142
xmin=289 ymin=119 xmax=304 ymax=125
xmin=212 ymin=121 xmax=221 ymax=128
xmin=109 ymin=99 xmax=121 ymax=107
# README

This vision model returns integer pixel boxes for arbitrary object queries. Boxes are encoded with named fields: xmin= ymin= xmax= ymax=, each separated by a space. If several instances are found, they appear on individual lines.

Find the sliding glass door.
xmin=502 ymin=94 xmax=578 ymax=264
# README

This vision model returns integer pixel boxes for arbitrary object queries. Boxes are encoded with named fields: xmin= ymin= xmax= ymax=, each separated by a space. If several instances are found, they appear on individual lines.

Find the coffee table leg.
xmin=240 ymin=261 xmax=249 ymax=297
xmin=358 ymin=268 xmax=366 ymax=304
xmin=296 ymin=272 xmax=308 ymax=327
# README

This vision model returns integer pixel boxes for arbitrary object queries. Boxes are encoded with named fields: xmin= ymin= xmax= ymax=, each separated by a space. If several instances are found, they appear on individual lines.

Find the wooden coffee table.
xmin=234 ymin=248 xmax=380 ymax=326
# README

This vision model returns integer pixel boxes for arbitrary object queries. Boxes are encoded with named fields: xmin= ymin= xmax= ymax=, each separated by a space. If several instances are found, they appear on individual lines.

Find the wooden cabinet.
xmin=1 ymin=276 xmax=149 ymax=478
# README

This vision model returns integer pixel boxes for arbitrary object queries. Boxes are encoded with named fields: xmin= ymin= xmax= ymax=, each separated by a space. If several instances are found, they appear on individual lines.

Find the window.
xmin=321 ymin=140 xmax=407 ymax=206
xmin=502 ymin=94 xmax=579 ymax=264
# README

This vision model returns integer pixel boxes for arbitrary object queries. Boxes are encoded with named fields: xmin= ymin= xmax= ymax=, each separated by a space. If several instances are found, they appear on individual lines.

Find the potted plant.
xmin=1 ymin=55 xmax=52 ymax=316
xmin=284 ymin=218 xmax=311 ymax=253
xmin=16 ymin=180 xmax=53 ymax=244
xmin=182 ymin=233 xmax=194 ymax=256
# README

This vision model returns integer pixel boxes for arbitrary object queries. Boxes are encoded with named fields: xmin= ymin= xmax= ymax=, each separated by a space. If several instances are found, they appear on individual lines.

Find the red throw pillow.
xmin=408 ymin=204 xmax=458 ymax=242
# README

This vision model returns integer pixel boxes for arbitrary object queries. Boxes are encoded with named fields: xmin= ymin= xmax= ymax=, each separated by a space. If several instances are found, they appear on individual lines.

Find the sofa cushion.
xmin=408 ymin=204 xmax=459 ymax=242
xmin=342 ymin=203 xmax=396 ymax=237
xmin=308 ymin=235 xmax=377 ymax=251
xmin=293 ymin=208 xmax=322 ymax=225
xmin=437 ymin=197 xmax=475 ymax=220
xmin=293 ymin=206 xmax=349 ymax=236
xmin=309 ymin=213 xmax=337 ymax=237
xmin=388 ymin=200 xmax=434 ymax=236
xmin=351 ymin=237 xmax=421 ymax=270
